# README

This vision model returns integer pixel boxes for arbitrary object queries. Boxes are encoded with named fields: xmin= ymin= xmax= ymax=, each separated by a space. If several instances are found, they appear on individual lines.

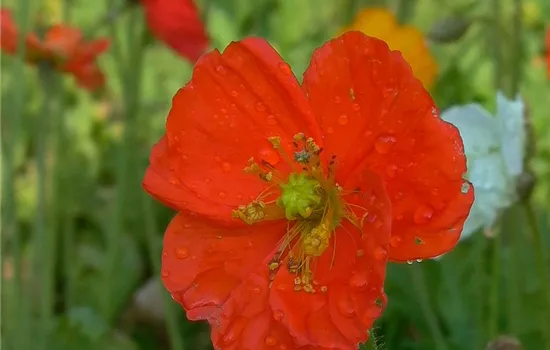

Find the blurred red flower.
xmin=143 ymin=32 xmax=473 ymax=349
xmin=141 ymin=0 xmax=208 ymax=62
xmin=1 ymin=8 xmax=109 ymax=91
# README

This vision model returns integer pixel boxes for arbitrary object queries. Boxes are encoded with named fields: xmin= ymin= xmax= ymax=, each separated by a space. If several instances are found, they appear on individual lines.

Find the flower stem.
xmin=363 ymin=330 xmax=379 ymax=350
xmin=509 ymin=0 xmax=523 ymax=96
xmin=2 ymin=1 xmax=34 ymax=349
xmin=410 ymin=264 xmax=449 ymax=350
xmin=488 ymin=230 xmax=501 ymax=341
xmin=524 ymin=201 xmax=550 ymax=348
xmin=142 ymin=198 xmax=185 ymax=350
xmin=491 ymin=0 xmax=503 ymax=90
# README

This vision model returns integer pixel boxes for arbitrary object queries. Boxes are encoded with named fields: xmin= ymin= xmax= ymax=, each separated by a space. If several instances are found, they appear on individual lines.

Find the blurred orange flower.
xmin=1 ymin=8 xmax=110 ymax=91
xmin=342 ymin=8 xmax=437 ymax=89
xmin=141 ymin=0 xmax=208 ymax=62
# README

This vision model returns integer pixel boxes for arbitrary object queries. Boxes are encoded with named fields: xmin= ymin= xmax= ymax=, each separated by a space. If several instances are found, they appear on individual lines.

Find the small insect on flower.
xmin=143 ymin=32 xmax=473 ymax=349
xmin=139 ymin=0 xmax=209 ymax=62
xmin=442 ymin=92 xmax=526 ymax=240
xmin=0 ymin=7 xmax=110 ymax=91
xmin=341 ymin=8 xmax=438 ymax=89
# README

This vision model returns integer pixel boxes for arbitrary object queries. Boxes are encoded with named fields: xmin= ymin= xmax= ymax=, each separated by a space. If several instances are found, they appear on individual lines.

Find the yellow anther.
xmin=293 ymin=133 xmax=305 ymax=141
xmin=268 ymin=136 xmax=281 ymax=148
xmin=269 ymin=262 xmax=279 ymax=270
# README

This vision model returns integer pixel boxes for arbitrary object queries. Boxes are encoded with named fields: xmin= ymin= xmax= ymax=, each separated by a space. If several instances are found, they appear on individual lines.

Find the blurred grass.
xmin=1 ymin=0 xmax=550 ymax=349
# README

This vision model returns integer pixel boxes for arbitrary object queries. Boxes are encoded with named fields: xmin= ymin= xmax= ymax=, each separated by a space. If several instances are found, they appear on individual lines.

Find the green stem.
xmin=2 ymin=1 xmax=34 ymax=349
xmin=473 ymin=233 xmax=488 ymax=349
xmin=488 ymin=231 xmax=501 ymax=341
xmin=410 ymin=264 xmax=449 ymax=350
xmin=363 ymin=330 xmax=379 ymax=350
xmin=509 ymin=0 xmax=523 ymax=96
xmin=524 ymin=202 xmax=550 ymax=349
xmin=491 ymin=0 xmax=503 ymax=90
xmin=142 ymin=198 xmax=185 ymax=350
xmin=35 ymin=64 xmax=57 ymax=349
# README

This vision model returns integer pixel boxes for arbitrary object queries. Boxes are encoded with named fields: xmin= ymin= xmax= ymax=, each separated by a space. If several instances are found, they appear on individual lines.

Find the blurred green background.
xmin=1 ymin=0 xmax=549 ymax=349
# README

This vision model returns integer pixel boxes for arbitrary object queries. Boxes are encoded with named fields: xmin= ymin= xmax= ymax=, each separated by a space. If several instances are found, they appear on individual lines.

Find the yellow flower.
xmin=342 ymin=8 xmax=437 ymax=89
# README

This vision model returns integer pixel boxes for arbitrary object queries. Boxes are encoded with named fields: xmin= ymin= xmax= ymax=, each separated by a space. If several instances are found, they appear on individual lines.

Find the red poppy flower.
xmin=141 ymin=0 xmax=208 ymax=62
xmin=143 ymin=32 xmax=474 ymax=349
xmin=0 ymin=8 xmax=109 ymax=91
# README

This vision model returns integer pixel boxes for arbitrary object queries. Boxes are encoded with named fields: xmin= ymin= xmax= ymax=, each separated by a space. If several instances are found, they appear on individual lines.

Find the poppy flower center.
xmin=233 ymin=133 xmax=360 ymax=293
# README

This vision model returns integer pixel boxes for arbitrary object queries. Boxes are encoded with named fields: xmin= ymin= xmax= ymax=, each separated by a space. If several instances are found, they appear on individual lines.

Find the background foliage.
xmin=1 ymin=0 xmax=549 ymax=349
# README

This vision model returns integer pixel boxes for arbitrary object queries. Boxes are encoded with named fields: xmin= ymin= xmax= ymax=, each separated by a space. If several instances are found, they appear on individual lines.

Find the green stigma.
xmin=277 ymin=173 xmax=322 ymax=220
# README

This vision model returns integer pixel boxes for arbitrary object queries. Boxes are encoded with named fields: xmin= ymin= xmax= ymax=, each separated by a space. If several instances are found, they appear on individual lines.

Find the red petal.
xmin=269 ymin=170 xmax=391 ymax=349
xmin=161 ymin=211 xmax=286 ymax=322
xmin=302 ymin=31 xmax=473 ymax=261
xmin=144 ymin=38 xmax=321 ymax=223
xmin=141 ymin=0 xmax=208 ymax=62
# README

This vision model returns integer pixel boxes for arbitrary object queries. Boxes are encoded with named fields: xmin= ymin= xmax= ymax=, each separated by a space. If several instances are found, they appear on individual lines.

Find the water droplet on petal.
xmin=222 ymin=317 xmax=247 ymax=345
xmin=222 ymin=162 xmax=232 ymax=172
xmin=214 ymin=155 xmax=222 ymax=162
xmin=260 ymin=148 xmax=280 ymax=165
xmin=338 ymin=114 xmax=349 ymax=125
xmin=218 ymin=192 xmax=227 ymax=199
xmin=273 ymin=310 xmax=284 ymax=321
xmin=348 ymin=271 xmax=368 ymax=291
xmin=215 ymin=65 xmax=227 ymax=76
xmin=176 ymin=247 xmax=189 ymax=259
xmin=265 ymin=335 xmax=277 ymax=346
xmin=252 ymin=286 xmax=261 ymax=294
xmin=356 ymin=249 xmax=365 ymax=257
xmin=326 ymin=127 xmax=334 ymax=134
xmin=236 ymin=194 xmax=243 ymax=200
xmin=374 ymin=134 xmax=396 ymax=154
xmin=374 ymin=247 xmax=387 ymax=260
xmin=385 ymin=164 xmax=398 ymax=177
xmin=204 ymin=178 xmax=211 ymax=183
xmin=351 ymin=103 xmax=360 ymax=112
xmin=336 ymin=296 xmax=356 ymax=318
xmin=278 ymin=345 xmax=288 ymax=350
xmin=413 ymin=204 xmax=434 ymax=224
xmin=161 ymin=270 xmax=170 ymax=277
xmin=182 ymin=154 xmax=189 ymax=161
xmin=333 ymin=96 xmax=342 ymax=103
xmin=416 ymin=259 xmax=423 ymax=263
xmin=407 ymin=260 xmax=414 ymax=265
xmin=230 ymin=90 xmax=239 ymax=97
xmin=277 ymin=62 xmax=292 ymax=75
xmin=266 ymin=114 xmax=278 ymax=126
xmin=255 ymin=102 xmax=266 ymax=112
xmin=461 ymin=181 xmax=470 ymax=194
xmin=389 ymin=236 xmax=402 ymax=247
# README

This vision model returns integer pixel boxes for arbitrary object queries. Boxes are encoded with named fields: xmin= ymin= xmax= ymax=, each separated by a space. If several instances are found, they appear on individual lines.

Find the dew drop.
xmin=204 ymin=178 xmax=211 ymax=184
xmin=169 ymin=177 xmax=178 ymax=185
xmin=333 ymin=96 xmax=342 ymax=103
xmin=356 ymin=249 xmax=365 ymax=257
xmin=336 ymin=297 xmax=356 ymax=318
xmin=277 ymin=62 xmax=292 ymax=75
xmin=275 ymin=284 xmax=288 ymax=292
xmin=326 ymin=127 xmax=334 ymax=134
xmin=230 ymin=90 xmax=239 ymax=97
xmin=374 ymin=247 xmax=387 ymax=260
xmin=255 ymin=102 xmax=266 ymax=112
xmin=252 ymin=286 xmax=261 ymax=294
xmin=265 ymin=335 xmax=277 ymax=346
xmin=266 ymin=114 xmax=278 ymax=126
xmin=161 ymin=269 xmax=170 ymax=277
xmin=461 ymin=181 xmax=470 ymax=194
xmin=385 ymin=164 xmax=398 ymax=177
xmin=279 ymin=345 xmax=288 ymax=350
xmin=338 ymin=114 xmax=349 ymax=125
xmin=183 ymin=223 xmax=191 ymax=229
xmin=214 ymin=155 xmax=222 ymax=162
xmin=348 ymin=272 xmax=368 ymax=290
xmin=413 ymin=204 xmax=434 ymax=224
xmin=389 ymin=236 xmax=402 ymax=247
xmin=236 ymin=194 xmax=243 ymax=200
xmin=218 ymin=192 xmax=227 ymax=199
xmin=351 ymin=103 xmax=360 ymax=111
xmin=416 ymin=259 xmax=423 ymax=263
xmin=222 ymin=162 xmax=232 ymax=172
xmin=406 ymin=260 xmax=414 ymax=265
xmin=182 ymin=154 xmax=189 ymax=161
xmin=374 ymin=134 xmax=396 ymax=154
xmin=222 ymin=317 xmax=247 ymax=345
xmin=259 ymin=148 xmax=280 ymax=165
xmin=273 ymin=310 xmax=284 ymax=321
xmin=176 ymin=247 xmax=189 ymax=259
xmin=213 ymin=113 xmax=220 ymax=120
xmin=215 ymin=65 xmax=227 ymax=76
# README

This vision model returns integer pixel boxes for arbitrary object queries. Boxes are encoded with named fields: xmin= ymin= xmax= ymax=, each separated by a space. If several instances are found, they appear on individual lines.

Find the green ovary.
xmin=277 ymin=173 xmax=322 ymax=220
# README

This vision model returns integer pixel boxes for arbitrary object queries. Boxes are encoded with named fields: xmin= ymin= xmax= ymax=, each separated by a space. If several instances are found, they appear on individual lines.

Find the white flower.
xmin=441 ymin=92 xmax=526 ymax=239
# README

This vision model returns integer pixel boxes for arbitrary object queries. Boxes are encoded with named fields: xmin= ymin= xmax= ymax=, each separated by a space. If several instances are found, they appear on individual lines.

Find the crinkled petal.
xmin=143 ymin=38 xmax=321 ymax=223
xmin=302 ymin=31 xmax=473 ymax=261
xmin=161 ymin=211 xmax=286 ymax=323
xmin=269 ymin=170 xmax=391 ymax=349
